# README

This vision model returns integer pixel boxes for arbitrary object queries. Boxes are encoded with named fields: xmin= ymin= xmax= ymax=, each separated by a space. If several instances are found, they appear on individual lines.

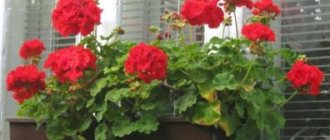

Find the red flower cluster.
xmin=125 ymin=43 xmax=168 ymax=83
xmin=242 ymin=23 xmax=275 ymax=42
xmin=6 ymin=65 xmax=46 ymax=103
xmin=44 ymin=46 xmax=97 ymax=83
xmin=181 ymin=0 xmax=224 ymax=28
xmin=226 ymin=0 xmax=253 ymax=9
xmin=252 ymin=0 xmax=281 ymax=16
xmin=52 ymin=0 xmax=102 ymax=36
xmin=287 ymin=60 xmax=324 ymax=96
xmin=19 ymin=39 xmax=45 ymax=60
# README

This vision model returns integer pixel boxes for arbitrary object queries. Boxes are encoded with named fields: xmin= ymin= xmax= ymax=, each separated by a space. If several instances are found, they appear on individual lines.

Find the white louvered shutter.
xmin=280 ymin=0 xmax=330 ymax=139
xmin=1 ymin=1 xmax=76 ymax=139
xmin=25 ymin=0 xmax=76 ymax=55
xmin=118 ymin=0 xmax=204 ymax=43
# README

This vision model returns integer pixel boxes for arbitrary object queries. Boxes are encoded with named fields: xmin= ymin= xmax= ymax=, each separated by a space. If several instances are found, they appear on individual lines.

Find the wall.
xmin=1 ymin=0 xmax=28 ymax=139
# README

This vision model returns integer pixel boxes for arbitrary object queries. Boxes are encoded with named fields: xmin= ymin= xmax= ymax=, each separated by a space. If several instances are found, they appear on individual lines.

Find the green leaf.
xmin=79 ymin=117 xmax=92 ymax=132
xmin=134 ymin=114 xmax=159 ymax=134
xmin=112 ymin=116 xmax=134 ymax=137
xmin=241 ymin=89 xmax=285 ymax=136
xmin=198 ymin=83 xmax=217 ymax=102
xmin=235 ymin=119 xmax=259 ymax=140
xmin=187 ymin=69 xmax=209 ymax=83
xmin=95 ymin=102 xmax=108 ymax=122
xmin=235 ymin=102 xmax=245 ymax=118
xmin=111 ymin=114 xmax=159 ymax=137
xmin=90 ymin=77 xmax=108 ymax=96
xmin=105 ymin=88 xmax=131 ymax=104
xmin=192 ymin=101 xmax=221 ymax=126
xmin=72 ymin=135 xmax=86 ymax=140
xmin=75 ymin=99 xmax=85 ymax=111
xmin=54 ymin=104 xmax=69 ymax=118
xmin=46 ymin=119 xmax=67 ymax=140
xmin=140 ymin=103 xmax=157 ymax=111
xmin=104 ymin=66 xmax=121 ymax=74
xmin=218 ymin=112 xmax=240 ymax=137
xmin=239 ymin=83 xmax=254 ymax=92
xmin=279 ymin=47 xmax=299 ymax=64
xmin=95 ymin=123 xmax=107 ymax=140
xmin=269 ymin=89 xmax=286 ymax=105
xmin=206 ymin=37 xmax=224 ymax=47
xmin=213 ymin=72 xmax=238 ymax=90
xmin=175 ymin=91 xmax=197 ymax=113
xmin=86 ymin=98 xmax=95 ymax=108
xmin=149 ymin=25 xmax=162 ymax=33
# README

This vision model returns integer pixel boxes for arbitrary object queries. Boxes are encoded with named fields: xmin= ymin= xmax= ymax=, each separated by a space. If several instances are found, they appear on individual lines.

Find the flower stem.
xmin=242 ymin=62 xmax=253 ymax=83
xmin=180 ymin=69 xmax=190 ymax=76
xmin=233 ymin=11 xmax=239 ymax=38
xmin=85 ymin=70 xmax=102 ymax=88
xmin=161 ymin=81 xmax=179 ymax=91
xmin=279 ymin=91 xmax=298 ymax=108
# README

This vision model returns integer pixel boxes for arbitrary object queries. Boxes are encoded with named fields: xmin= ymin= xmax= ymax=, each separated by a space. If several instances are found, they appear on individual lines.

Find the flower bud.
xmin=157 ymin=34 xmax=164 ymax=40
xmin=164 ymin=32 xmax=171 ymax=39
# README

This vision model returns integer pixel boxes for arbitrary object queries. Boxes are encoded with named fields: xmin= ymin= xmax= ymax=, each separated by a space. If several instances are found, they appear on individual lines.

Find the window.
xmin=280 ymin=0 xmax=330 ymax=139
xmin=25 ymin=0 xmax=76 ymax=55
xmin=1 ymin=0 xmax=75 ymax=139
xmin=118 ymin=0 xmax=204 ymax=43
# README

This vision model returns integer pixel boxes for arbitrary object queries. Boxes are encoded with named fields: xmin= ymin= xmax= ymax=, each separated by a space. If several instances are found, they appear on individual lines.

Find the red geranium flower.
xmin=52 ymin=0 xmax=102 ymax=36
xmin=125 ymin=43 xmax=168 ymax=83
xmin=44 ymin=46 xmax=97 ymax=83
xmin=19 ymin=39 xmax=45 ymax=60
xmin=242 ymin=23 xmax=275 ymax=42
xmin=252 ymin=0 xmax=281 ymax=17
xmin=6 ymin=65 xmax=46 ymax=103
xmin=181 ymin=0 xmax=224 ymax=28
xmin=287 ymin=60 xmax=324 ymax=96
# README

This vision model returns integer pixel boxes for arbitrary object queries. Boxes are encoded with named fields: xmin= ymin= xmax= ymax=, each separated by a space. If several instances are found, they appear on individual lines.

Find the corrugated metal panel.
xmin=119 ymin=0 xmax=204 ymax=43
xmin=280 ymin=0 xmax=330 ymax=139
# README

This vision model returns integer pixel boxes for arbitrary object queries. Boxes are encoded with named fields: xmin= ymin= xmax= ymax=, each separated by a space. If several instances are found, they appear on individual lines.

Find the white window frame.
xmin=0 ymin=0 xmax=7 ymax=137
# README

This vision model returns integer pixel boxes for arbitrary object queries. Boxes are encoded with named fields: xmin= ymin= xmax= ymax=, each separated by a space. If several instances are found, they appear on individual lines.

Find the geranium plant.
xmin=6 ymin=0 xmax=325 ymax=140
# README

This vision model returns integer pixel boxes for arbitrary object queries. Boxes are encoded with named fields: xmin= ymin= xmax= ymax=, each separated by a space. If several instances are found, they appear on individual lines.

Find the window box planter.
xmin=7 ymin=118 xmax=47 ymax=140
xmin=7 ymin=117 xmax=228 ymax=140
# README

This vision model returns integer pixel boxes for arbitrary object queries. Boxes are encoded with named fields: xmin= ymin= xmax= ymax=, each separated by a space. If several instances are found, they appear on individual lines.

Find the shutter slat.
xmin=25 ymin=0 xmax=75 ymax=54
xmin=280 ymin=0 xmax=330 ymax=139
xmin=282 ymin=21 xmax=330 ymax=27
xmin=119 ymin=0 xmax=203 ymax=42
xmin=282 ymin=3 xmax=330 ymax=11
xmin=282 ymin=29 xmax=330 ymax=36
xmin=282 ymin=12 xmax=330 ymax=20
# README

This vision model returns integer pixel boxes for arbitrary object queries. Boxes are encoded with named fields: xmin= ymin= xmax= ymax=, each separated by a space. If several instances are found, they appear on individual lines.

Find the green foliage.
xmin=213 ymin=72 xmax=239 ymax=90
xmin=218 ymin=109 xmax=240 ymax=137
xmin=17 ymin=27 xmax=300 ymax=140
xmin=175 ymin=86 xmax=198 ymax=113
xmin=111 ymin=114 xmax=159 ymax=137
xmin=192 ymin=101 xmax=221 ymax=126
xmin=95 ymin=123 xmax=109 ymax=140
